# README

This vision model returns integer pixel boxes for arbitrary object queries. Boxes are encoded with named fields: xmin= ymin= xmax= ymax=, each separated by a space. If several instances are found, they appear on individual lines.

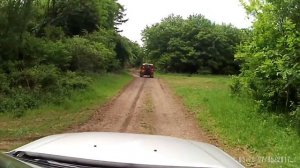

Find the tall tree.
xmin=0 ymin=0 xmax=35 ymax=69
xmin=36 ymin=0 xmax=127 ymax=36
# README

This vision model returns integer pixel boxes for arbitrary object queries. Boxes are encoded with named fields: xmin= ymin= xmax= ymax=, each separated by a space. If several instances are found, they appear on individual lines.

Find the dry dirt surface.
xmin=71 ymin=74 xmax=258 ymax=167
xmin=72 ymin=75 xmax=212 ymax=143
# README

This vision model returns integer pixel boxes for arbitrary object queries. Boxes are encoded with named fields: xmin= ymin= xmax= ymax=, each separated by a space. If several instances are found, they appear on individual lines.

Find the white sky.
xmin=117 ymin=0 xmax=252 ymax=45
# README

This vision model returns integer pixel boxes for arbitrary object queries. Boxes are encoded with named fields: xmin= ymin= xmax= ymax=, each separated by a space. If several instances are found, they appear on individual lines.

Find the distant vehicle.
xmin=140 ymin=63 xmax=154 ymax=78
xmin=3 ymin=132 xmax=244 ymax=168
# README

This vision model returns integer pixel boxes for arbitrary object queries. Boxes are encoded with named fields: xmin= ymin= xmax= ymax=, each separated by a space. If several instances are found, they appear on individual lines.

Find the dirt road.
xmin=73 ymin=75 xmax=211 ymax=143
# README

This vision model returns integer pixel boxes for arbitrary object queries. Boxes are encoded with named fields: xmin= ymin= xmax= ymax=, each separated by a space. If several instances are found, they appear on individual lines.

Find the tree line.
xmin=142 ymin=14 xmax=247 ymax=74
xmin=0 ymin=0 xmax=142 ymax=116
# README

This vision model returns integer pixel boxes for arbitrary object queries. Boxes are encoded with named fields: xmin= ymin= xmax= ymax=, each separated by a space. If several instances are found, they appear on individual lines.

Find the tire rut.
xmin=119 ymin=78 xmax=146 ymax=132
xmin=73 ymin=77 xmax=146 ymax=132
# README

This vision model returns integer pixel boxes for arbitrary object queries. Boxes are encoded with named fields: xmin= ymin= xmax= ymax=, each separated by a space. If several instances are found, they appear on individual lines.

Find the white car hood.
xmin=11 ymin=132 xmax=244 ymax=168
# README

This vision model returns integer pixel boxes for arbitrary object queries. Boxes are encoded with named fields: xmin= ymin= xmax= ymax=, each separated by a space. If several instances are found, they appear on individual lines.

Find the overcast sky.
xmin=117 ymin=0 xmax=252 ymax=45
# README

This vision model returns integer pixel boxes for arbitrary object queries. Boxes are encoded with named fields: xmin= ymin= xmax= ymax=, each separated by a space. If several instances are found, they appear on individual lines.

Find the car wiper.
xmin=9 ymin=152 xmax=106 ymax=168
xmin=8 ymin=151 xmax=210 ymax=168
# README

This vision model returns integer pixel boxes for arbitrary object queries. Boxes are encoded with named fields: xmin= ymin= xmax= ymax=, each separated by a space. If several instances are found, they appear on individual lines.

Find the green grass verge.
xmin=0 ymin=72 xmax=132 ymax=151
xmin=159 ymin=73 xmax=299 ymax=168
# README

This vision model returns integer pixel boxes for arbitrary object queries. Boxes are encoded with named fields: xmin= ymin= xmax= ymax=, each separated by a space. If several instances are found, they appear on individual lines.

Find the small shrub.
xmin=230 ymin=76 xmax=243 ymax=95
xmin=67 ymin=37 xmax=105 ymax=72
xmin=10 ymin=65 xmax=60 ymax=90
xmin=60 ymin=71 xmax=91 ymax=90
xmin=0 ymin=89 xmax=37 ymax=117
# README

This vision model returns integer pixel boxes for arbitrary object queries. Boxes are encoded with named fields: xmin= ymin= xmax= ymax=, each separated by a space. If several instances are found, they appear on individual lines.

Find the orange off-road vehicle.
xmin=140 ymin=63 xmax=154 ymax=78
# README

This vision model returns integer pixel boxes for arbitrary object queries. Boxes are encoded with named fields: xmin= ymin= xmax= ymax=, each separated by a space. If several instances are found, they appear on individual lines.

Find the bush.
xmin=66 ymin=36 xmax=121 ymax=73
xmin=233 ymin=1 xmax=300 ymax=113
xmin=40 ymin=40 xmax=71 ymax=71
xmin=60 ymin=71 xmax=91 ymax=90
xmin=0 ymin=64 xmax=92 ymax=115
xmin=9 ymin=64 xmax=60 ymax=90
xmin=0 ymin=89 xmax=37 ymax=117
xmin=230 ymin=76 xmax=243 ymax=95
xmin=67 ymin=37 xmax=104 ymax=72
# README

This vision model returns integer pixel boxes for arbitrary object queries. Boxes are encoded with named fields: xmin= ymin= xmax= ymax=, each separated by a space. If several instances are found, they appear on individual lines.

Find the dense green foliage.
xmin=0 ymin=0 xmax=141 ymax=116
xmin=233 ymin=0 xmax=300 ymax=114
xmin=142 ymin=14 xmax=246 ymax=74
